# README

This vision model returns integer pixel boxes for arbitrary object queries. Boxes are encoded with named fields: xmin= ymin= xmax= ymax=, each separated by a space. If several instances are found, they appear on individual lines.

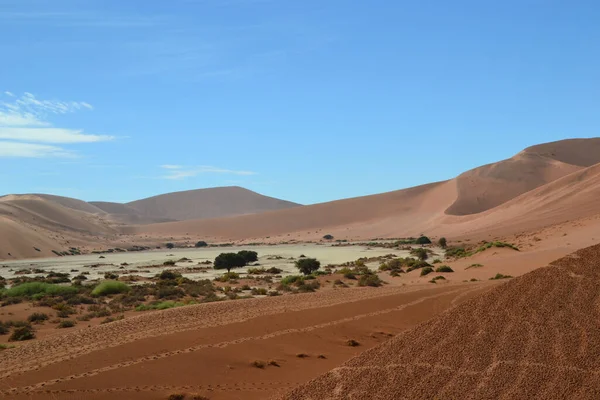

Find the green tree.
xmin=295 ymin=258 xmax=321 ymax=275
xmin=214 ymin=253 xmax=247 ymax=273
xmin=165 ymin=243 xmax=175 ymax=249
xmin=412 ymin=248 xmax=429 ymax=261
xmin=195 ymin=241 xmax=208 ymax=248
xmin=237 ymin=250 xmax=258 ymax=264
xmin=438 ymin=237 xmax=447 ymax=248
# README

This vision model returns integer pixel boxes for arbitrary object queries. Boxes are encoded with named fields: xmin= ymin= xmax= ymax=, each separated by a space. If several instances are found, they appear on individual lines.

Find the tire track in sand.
xmin=0 ymin=285 xmax=485 ymax=396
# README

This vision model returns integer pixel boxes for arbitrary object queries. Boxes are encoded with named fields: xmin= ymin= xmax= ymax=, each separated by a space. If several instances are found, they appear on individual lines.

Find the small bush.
xmin=252 ymin=360 xmax=266 ymax=369
xmin=435 ymin=266 xmax=454 ymax=273
xmin=9 ymin=325 xmax=35 ymax=341
xmin=168 ymin=394 xmax=186 ymax=400
xmin=281 ymin=275 xmax=303 ymax=285
xmin=438 ymin=237 xmax=447 ymax=248
xmin=429 ymin=276 xmax=446 ymax=283
xmin=420 ymin=267 xmax=434 ymax=277
xmin=27 ymin=312 xmax=49 ymax=323
xmin=490 ymin=273 xmax=513 ymax=280
xmin=214 ymin=272 xmax=240 ymax=282
xmin=346 ymin=339 xmax=360 ymax=347
xmin=91 ymin=281 xmax=130 ymax=296
xmin=358 ymin=274 xmax=383 ymax=287
xmin=251 ymin=287 xmax=268 ymax=296
xmin=158 ymin=270 xmax=182 ymax=280
xmin=5 ymin=282 xmax=78 ymax=298
xmin=58 ymin=320 xmax=76 ymax=329
xmin=195 ymin=241 xmax=208 ymax=248
xmin=296 ymin=353 xmax=309 ymax=358
xmin=322 ymin=234 xmax=334 ymax=240
xmin=165 ymin=243 xmax=175 ymax=249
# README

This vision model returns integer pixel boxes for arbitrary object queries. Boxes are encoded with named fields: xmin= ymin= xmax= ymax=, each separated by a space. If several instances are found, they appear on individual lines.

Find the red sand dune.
xmin=136 ymin=138 xmax=600 ymax=242
xmin=281 ymin=243 xmax=600 ymax=400
xmin=3 ymin=138 xmax=600 ymax=259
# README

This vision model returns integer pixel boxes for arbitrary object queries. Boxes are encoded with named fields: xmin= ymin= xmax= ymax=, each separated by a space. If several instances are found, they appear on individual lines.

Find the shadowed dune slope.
xmin=125 ymin=186 xmax=302 ymax=221
xmin=280 ymin=243 xmax=600 ymax=400
xmin=445 ymin=138 xmax=600 ymax=216
xmin=0 ymin=217 xmax=63 ymax=259
xmin=436 ymin=161 xmax=600 ymax=238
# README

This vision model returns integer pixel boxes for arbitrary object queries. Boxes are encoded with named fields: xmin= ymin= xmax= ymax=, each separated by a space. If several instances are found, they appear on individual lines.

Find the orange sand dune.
xmin=135 ymin=138 xmax=600 ymax=243
xmin=281 ymin=243 xmax=600 ymax=400
xmin=123 ymin=186 xmax=301 ymax=221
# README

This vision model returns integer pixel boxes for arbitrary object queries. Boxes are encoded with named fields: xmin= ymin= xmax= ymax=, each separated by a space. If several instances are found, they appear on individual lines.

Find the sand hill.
xmin=281 ymin=243 xmax=600 ymax=400
xmin=4 ymin=138 xmax=600 ymax=259
xmin=118 ymin=186 xmax=301 ymax=222
xmin=137 ymin=138 xmax=600 ymax=242
xmin=0 ymin=187 xmax=300 ymax=259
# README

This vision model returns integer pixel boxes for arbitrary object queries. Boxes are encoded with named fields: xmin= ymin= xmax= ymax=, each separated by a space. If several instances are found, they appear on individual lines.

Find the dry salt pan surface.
xmin=280 ymin=243 xmax=600 ymax=400
xmin=0 ymin=244 xmax=442 ymax=281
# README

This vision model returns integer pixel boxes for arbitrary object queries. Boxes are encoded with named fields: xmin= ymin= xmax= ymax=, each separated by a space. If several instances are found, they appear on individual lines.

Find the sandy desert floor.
xmin=0 ymin=280 xmax=495 ymax=399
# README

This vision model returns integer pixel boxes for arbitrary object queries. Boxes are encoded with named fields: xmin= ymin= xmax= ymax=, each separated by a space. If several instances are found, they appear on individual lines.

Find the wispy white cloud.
xmin=0 ymin=92 xmax=112 ymax=157
xmin=0 ymin=142 xmax=75 ymax=158
xmin=4 ymin=91 xmax=15 ymax=97
xmin=160 ymin=164 xmax=183 ymax=170
xmin=0 ymin=127 xmax=112 ymax=143
xmin=0 ymin=92 xmax=112 ymax=148
xmin=159 ymin=165 xmax=257 ymax=180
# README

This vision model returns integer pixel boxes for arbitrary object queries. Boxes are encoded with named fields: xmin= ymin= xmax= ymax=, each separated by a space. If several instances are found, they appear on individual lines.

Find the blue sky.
xmin=1 ymin=0 xmax=599 ymax=204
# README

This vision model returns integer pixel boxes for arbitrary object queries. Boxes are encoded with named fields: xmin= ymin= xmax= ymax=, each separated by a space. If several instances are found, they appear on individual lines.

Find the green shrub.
xmin=445 ymin=247 xmax=467 ymax=258
xmin=435 ymin=266 xmax=454 ymax=273
xmin=58 ymin=320 xmax=76 ymax=329
xmin=158 ymin=270 xmax=182 ymax=280
xmin=438 ymin=237 xmax=447 ymax=248
xmin=214 ymin=271 xmax=240 ymax=282
xmin=91 ymin=281 xmax=130 ymax=296
xmin=297 ymin=280 xmax=320 ymax=293
xmin=281 ymin=275 xmax=303 ymax=285
xmin=466 ymin=263 xmax=483 ymax=269
xmin=322 ymin=234 xmax=334 ymax=240
xmin=27 ymin=312 xmax=49 ymax=323
xmin=490 ymin=273 xmax=513 ymax=280
xmin=5 ymin=282 xmax=78 ymax=298
xmin=195 ymin=241 xmax=208 ymax=247
xmin=410 ymin=248 xmax=429 ymax=261
xmin=295 ymin=258 xmax=321 ymax=275
xmin=165 ymin=243 xmax=175 ymax=249
xmin=358 ymin=274 xmax=383 ymax=287
xmin=429 ymin=276 xmax=446 ymax=283
xmin=251 ymin=287 xmax=268 ymax=295
xmin=9 ymin=325 xmax=35 ymax=341
xmin=420 ymin=267 xmax=434 ymax=276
